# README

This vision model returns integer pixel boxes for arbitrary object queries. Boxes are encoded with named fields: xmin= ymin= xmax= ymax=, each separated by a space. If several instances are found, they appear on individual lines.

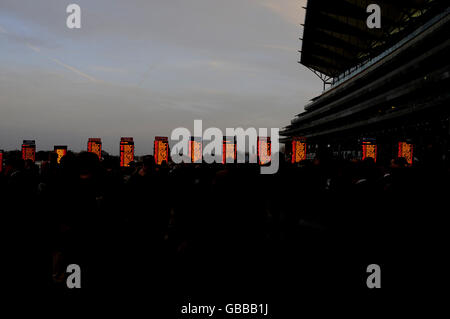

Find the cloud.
xmin=26 ymin=43 xmax=41 ymax=52
xmin=91 ymin=66 xmax=126 ymax=73
xmin=0 ymin=22 xmax=99 ymax=83
xmin=263 ymin=44 xmax=297 ymax=52
xmin=137 ymin=64 xmax=158 ymax=87
xmin=51 ymin=58 xmax=99 ymax=82
xmin=254 ymin=0 xmax=305 ymax=25
xmin=24 ymin=42 xmax=99 ymax=83
xmin=0 ymin=0 xmax=322 ymax=153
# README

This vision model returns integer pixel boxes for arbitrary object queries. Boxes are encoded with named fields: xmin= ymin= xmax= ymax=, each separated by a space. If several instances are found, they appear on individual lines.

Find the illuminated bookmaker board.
xmin=120 ymin=137 xmax=135 ymax=167
xmin=362 ymin=138 xmax=377 ymax=162
xmin=189 ymin=137 xmax=202 ymax=163
xmin=258 ymin=137 xmax=271 ymax=165
xmin=223 ymin=136 xmax=236 ymax=164
xmin=0 ymin=150 xmax=3 ymax=173
xmin=292 ymin=137 xmax=307 ymax=163
xmin=398 ymin=141 xmax=413 ymax=165
xmin=22 ymin=140 xmax=36 ymax=162
xmin=88 ymin=138 xmax=102 ymax=159
xmin=54 ymin=146 xmax=67 ymax=164
xmin=154 ymin=136 xmax=169 ymax=165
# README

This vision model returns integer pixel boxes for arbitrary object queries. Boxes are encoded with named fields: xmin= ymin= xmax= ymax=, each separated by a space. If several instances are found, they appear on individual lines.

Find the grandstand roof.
xmin=300 ymin=0 xmax=446 ymax=78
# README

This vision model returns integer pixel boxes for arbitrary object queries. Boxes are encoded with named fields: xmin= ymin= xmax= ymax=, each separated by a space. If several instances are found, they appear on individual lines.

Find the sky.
xmin=0 ymin=0 xmax=321 ymax=155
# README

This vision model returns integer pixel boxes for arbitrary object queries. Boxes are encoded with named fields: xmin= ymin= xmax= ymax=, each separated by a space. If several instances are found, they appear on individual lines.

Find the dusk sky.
xmin=0 ymin=0 xmax=321 ymax=155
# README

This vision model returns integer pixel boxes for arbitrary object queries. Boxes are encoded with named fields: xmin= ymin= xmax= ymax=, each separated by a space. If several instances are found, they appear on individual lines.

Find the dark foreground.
xmin=2 ymin=152 xmax=448 ymax=316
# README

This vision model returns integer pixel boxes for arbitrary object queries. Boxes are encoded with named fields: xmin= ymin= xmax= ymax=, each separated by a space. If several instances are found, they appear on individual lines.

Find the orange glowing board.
xmin=22 ymin=140 xmax=36 ymax=162
xmin=120 ymin=137 xmax=135 ymax=167
xmin=54 ymin=146 xmax=67 ymax=164
xmin=362 ymin=139 xmax=377 ymax=162
xmin=154 ymin=136 xmax=169 ymax=165
xmin=88 ymin=138 xmax=102 ymax=159
xmin=398 ymin=142 xmax=413 ymax=165
xmin=223 ymin=137 xmax=236 ymax=164
xmin=189 ymin=137 xmax=202 ymax=163
xmin=292 ymin=137 xmax=307 ymax=163
xmin=258 ymin=137 xmax=271 ymax=165
xmin=0 ymin=150 xmax=3 ymax=173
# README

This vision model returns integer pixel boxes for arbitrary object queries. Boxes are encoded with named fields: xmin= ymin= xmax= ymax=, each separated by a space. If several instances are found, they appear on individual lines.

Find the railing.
xmin=332 ymin=8 xmax=449 ymax=89
xmin=304 ymin=7 xmax=450 ymax=111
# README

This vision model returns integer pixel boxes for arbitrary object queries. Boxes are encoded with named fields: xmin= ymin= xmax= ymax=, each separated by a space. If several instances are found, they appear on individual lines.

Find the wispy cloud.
xmin=0 ymin=25 xmax=98 ymax=82
xmin=23 ymin=41 xmax=99 ymax=82
xmin=1 ymin=24 xmax=97 ymax=82
xmin=26 ymin=43 xmax=41 ymax=53
xmin=91 ymin=66 xmax=126 ymax=73
xmin=51 ymin=58 xmax=99 ymax=82
xmin=137 ymin=64 xmax=157 ymax=87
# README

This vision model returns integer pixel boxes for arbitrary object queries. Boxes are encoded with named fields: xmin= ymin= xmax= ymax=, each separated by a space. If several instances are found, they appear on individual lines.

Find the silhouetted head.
xmin=48 ymin=152 xmax=58 ymax=165
xmin=390 ymin=157 xmax=408 ymax=169
xmin=77 ymin=151 xmax=100 ymax=180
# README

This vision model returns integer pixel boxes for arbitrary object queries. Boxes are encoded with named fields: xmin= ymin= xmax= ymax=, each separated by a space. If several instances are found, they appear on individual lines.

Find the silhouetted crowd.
xmin=1 ymin=150 xmax=448 ymax=308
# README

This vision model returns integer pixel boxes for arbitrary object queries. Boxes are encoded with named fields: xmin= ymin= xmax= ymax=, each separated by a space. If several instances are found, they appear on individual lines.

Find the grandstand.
xmin=281 ymin=0 xmax=450 ymax=164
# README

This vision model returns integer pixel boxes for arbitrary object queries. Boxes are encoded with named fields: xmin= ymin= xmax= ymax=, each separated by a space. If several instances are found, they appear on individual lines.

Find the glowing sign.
xmin=120 ymin=137 xmax=135 ymax=167
xmin=88 ymin=138 xmax=102 ymax=159
xmin=54 ymin=146 xmax=67 ymax=164
xmin=398 ymin=142 xmax=413 ymax=165
xmin=292 ymin=137 xmax=307 ymax=163
xmin=189 ymin=137 xmax=202 ymax=163
xmin=362 ymin=138 xmax=377 ymax=162
xmin=154 ymin=136 xmax=169 ymax=165
xmin=223 ymin=136 xmax=236 ymax=164
xmin=0 ymin=150 xmax=3 ymax=173
xmin=258 ymin=137 xmax=271 ymax=165
xmin=22 ymin=140 xmax=36 ymax=162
